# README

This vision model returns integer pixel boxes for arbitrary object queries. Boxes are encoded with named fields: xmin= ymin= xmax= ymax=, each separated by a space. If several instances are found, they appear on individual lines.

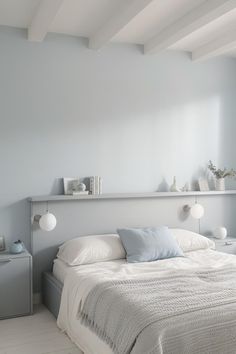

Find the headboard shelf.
xmin=31 ymin=189 xmax=236 ymax=294
xmin=29 ymin=190 xmax=236 ymax=202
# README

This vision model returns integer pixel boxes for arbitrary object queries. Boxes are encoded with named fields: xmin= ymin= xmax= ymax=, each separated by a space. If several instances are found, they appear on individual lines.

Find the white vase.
xmin=170 ymin=176 xmax=180 ymax=192
xmin=215 ymin=178 xmax=225 ymax=191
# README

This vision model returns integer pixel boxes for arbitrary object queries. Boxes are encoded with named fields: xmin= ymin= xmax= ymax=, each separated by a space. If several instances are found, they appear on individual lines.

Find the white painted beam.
xmin=144 ymin=0 xmax=236 ymax=54
xmin=89 ymin=0 xmax=154 ymax=50
xmin=192 ymin=28 xmax=236 ymax=61
xmin=28 ymin=0 xmax=64 ymax=42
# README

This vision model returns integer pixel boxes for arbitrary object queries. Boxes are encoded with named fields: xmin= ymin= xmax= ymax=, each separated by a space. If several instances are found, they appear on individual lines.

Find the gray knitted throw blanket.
xmin=79 ymin=267 xmax=236 ymax=354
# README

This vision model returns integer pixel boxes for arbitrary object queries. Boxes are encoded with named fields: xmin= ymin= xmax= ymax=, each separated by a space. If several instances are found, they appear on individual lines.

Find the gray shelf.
xmin=29 ymin=190 xmax=236 ymax=202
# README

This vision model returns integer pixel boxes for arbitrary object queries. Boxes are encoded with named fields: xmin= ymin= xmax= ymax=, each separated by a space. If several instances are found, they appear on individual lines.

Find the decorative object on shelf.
xmin=63 ymin=177 xmax=80 ymax=195
xmin=181 ymin=182 xmax=190 ymax=192
xmin=72 ymin=182 xmax=89 ymax=196
xmin=214 ymin=226 xmax=227 ymax=239
xmin=32 ymin=202 xmax=57 ymax=232
xmin=73 ymin=191 xmax=89 ymax=196
xmin=10 ymin=240 xmax=24 ymax=254
xmin=198 ymin=178 xmax=209 ymax=191
xmin=78 ymin=183 xmax=86 ymax=192
xmin=90 ymin=176 xmax=102 ymax=195
xmin=0 ymin=235 xmax=6 ymax=251
xmin=215 ymin=178 xmax=225 ymax=191
xmin=170 ymin=176 xmax=180 ymax=192
xmin=208 ymin=160 xmax=236 ymax=191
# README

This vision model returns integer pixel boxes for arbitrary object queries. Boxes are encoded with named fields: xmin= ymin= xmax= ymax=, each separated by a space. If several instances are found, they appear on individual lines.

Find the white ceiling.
xmin=0 ymin=0 xmax=236 ymax=60
xmin=113 ymin=0 xmax=206 ymax=44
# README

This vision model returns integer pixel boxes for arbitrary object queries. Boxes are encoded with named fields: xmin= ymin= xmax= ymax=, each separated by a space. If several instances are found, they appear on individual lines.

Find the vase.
xmin=170 ymin=176 xmax=180 ymax=192
xmin=215 ymin=178 xmax=225 ymax=191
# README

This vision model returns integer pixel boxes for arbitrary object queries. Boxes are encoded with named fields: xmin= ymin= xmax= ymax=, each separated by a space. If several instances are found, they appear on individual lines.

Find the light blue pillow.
xmin=117 ymin=226 xmax=184 ymax=263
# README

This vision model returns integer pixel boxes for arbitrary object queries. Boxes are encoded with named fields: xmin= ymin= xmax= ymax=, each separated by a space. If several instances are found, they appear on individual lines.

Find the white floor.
xmin=0 ymin=306 xmax=82 ymax=354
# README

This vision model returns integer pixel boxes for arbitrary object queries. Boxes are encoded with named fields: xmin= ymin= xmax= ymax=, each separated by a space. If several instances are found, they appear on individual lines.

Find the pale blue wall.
xmin=0 ymin=26 xmax=236 ymax=249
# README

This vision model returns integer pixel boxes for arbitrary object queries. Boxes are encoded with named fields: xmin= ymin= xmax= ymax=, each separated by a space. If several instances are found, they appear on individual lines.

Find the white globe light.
xmin=39 ymin=212 xmax=57 ymax=231
xmin=214 ymin=227 xmax=227 ymax=239
xmin=190 ymin=203 xmax=204 ymax=219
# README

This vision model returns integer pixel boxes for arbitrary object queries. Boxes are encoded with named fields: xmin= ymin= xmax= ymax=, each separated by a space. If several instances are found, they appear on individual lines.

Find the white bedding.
xmin=53 ymin=258 xmax=70 ymax=283
xmin=57 ymin=249 xmax=236 ymax=354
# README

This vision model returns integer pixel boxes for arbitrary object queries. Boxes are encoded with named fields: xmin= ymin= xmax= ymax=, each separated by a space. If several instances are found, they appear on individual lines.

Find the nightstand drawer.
xmin=0 ymin=256 xmax=31 ymax=319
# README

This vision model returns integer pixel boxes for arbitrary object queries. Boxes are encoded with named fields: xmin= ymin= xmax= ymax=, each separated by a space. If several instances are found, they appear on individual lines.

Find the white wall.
xmin=0 ymin=26 xmax=236 ymax=249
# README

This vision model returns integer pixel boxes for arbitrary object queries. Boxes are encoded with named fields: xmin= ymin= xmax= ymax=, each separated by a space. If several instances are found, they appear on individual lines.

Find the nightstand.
xmin=211 ymin=237 xmax=236 ymax=255
xmin=0 ymin=249 xmax=33 ymax=319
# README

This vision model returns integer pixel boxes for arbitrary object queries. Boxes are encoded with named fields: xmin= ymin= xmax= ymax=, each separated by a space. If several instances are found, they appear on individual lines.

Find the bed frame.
xmin=42 ymin=272 xmax=62 ymax=318
xmin=30 ymin=193 xmax=236 ymax=311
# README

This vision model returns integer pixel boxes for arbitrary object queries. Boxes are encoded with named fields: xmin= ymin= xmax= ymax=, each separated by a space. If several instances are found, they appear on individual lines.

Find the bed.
xmin=47 ymin=236 xmax=236 ymax=354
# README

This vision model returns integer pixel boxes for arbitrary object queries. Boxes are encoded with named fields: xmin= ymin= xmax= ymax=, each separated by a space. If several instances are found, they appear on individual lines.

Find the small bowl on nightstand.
xmin=10 ymin=240 xmax=24 ymax=254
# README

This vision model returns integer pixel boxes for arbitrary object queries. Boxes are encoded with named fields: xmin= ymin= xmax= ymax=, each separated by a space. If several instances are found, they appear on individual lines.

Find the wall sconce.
xmin=32 ymin=203 xmax=57 ymax=231
xmin=183 ymin=203 xmax=204 ymax=219
xmin=183 ymin=202 xmax=204 ymax=233
xmin=190 ymin=203 xmax=204 ymax=219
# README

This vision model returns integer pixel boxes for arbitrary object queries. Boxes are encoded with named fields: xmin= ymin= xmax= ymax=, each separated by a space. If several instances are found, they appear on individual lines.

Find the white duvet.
xmin=57 ymin=249 xmax=236 ymax=354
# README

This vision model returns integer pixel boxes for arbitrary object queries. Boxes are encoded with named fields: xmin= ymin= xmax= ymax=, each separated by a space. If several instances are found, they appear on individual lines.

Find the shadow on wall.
xmin=157 ymin=178 xmax=169 ymax=192
xmin=0 ymin=179 xmax=63 ymax=252
xmin=0 ymin=199 xmax=31 ymax=250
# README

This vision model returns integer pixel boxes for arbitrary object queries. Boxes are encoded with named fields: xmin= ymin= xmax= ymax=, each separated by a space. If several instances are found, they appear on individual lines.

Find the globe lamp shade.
xmin=39 ymin=212 xmax=57 ymax=231
xmin=190 ymin=203 xmax=204 ymax=219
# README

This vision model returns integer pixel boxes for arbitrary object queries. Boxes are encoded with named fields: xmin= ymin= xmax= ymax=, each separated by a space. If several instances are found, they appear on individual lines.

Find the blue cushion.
xmin=117 ymin=226 xmax=184 ymax=263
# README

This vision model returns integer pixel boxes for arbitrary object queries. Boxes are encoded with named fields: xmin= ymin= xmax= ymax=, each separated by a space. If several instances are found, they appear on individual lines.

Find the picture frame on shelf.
xmin=198 ymin=177 xmax=210 ymax=192
xmin=63 ymin=177 xmax=80 ymax=195
xmin=0 ymin=236 xmax=6 ymax=251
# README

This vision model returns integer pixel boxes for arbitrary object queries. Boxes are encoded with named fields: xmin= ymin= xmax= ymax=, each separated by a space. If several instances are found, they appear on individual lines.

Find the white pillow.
xmin=170 ymin=229 xmax=215 ymax=252
xmin=57 ymin=234 xmax=126 ymax=266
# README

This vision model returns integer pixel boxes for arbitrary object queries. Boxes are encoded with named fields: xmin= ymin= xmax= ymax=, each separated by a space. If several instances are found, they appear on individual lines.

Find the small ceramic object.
xmin=214 ymin=227 xmax=227 ymax=239
xmin=170 ymin=176 xmax=180 ymax=192
xmin=181 ymin=182 xmax=190 ymax=192
xmin=78 ymin=183 xmax=86 ymax=192
xmin=10 ymin=240 xmax=24 ymax=254
xmin=215 ymin=178 xmax=225 ymax=191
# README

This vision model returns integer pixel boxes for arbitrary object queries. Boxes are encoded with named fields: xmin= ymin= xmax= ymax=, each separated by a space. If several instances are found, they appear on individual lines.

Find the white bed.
xmin=53 ymin=258 xmax=70 ymax=284
xmin=53 ymin=259 xmax=120 ymax=354
xmin=55 ymin=248 xmax=236 ymax=354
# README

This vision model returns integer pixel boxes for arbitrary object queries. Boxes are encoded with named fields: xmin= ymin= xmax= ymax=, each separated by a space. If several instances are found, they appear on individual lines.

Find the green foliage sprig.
xmin=208 ymin=160 xmax=236 ymax=179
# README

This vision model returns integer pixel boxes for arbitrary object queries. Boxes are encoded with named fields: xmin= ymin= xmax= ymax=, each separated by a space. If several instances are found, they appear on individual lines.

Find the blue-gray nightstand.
xmin=0 ymin=249 xmax=33 ymax=319
xmin=211 ymin=237 xmax=236 ymax=255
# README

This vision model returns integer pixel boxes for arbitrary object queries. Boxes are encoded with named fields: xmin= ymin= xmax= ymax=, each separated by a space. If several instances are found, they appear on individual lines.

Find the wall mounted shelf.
xmin=29 ymin=190 xmax=236 ymax=202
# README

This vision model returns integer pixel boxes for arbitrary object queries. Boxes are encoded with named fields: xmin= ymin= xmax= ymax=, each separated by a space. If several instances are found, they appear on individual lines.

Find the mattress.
xmin=57 ymin=249 xmax=236 ymax=354
xmin=53 ymin=258 xmax=71 ymax=284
